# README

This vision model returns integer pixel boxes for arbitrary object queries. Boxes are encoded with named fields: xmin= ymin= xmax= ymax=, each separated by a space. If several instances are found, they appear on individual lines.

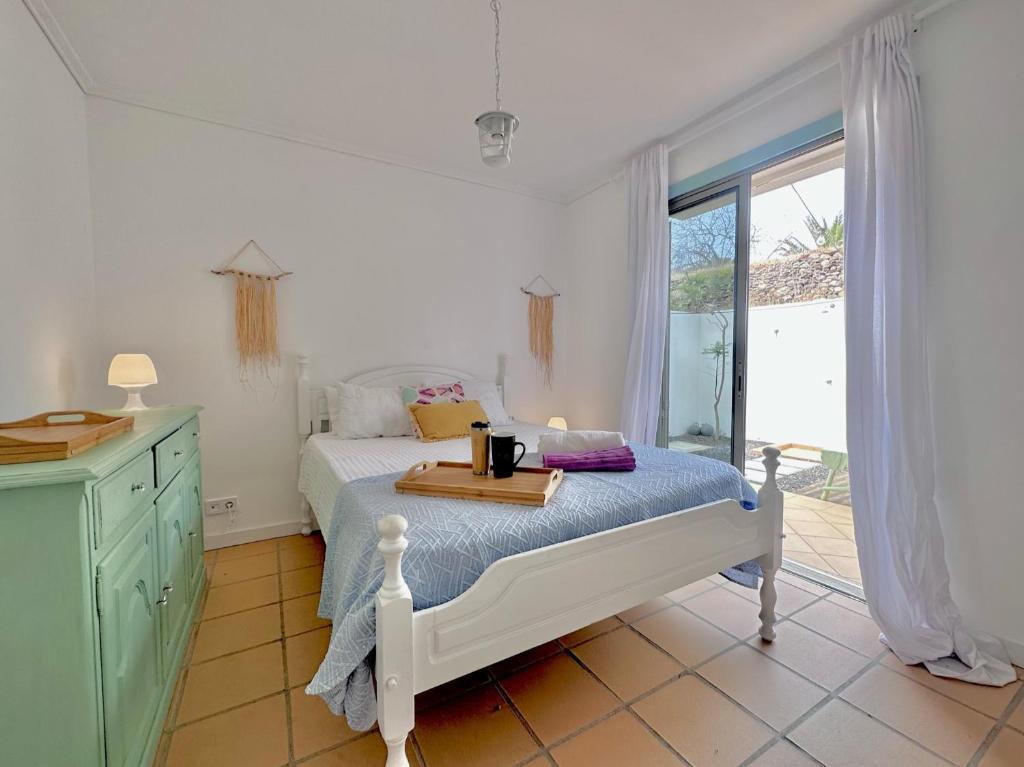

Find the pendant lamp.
xmin=474 ymin=0 xmax=519 ymax=167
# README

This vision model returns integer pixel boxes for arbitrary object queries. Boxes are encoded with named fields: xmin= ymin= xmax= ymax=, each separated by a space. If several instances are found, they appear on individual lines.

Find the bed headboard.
xmin=297 ymin=354 xmax=510 ymax=437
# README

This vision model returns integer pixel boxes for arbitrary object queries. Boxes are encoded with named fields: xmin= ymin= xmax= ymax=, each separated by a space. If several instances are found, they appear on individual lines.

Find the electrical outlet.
xmin=205 ymin=496 xmax=239 ymax=516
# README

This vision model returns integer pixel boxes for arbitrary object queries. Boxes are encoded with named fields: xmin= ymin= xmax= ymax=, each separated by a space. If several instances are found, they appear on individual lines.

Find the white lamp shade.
xmin=547 ymin=416 xmax=568 ymax=431
xmin=108 ymin=354 xmax=158 ymax=387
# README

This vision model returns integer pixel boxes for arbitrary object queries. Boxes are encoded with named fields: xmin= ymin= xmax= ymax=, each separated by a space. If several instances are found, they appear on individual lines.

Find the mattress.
xmin=297 ymin=421 xmax=553 ymax=534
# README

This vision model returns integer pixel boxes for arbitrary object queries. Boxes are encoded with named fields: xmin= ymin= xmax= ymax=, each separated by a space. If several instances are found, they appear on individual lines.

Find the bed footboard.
xmin=372 ymin=447 xmax=785 ymax=766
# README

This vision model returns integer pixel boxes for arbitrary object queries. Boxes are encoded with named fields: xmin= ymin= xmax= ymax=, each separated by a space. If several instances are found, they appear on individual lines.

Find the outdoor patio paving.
xmin=669 ymin=438 xmax=862 ymax=587
xmin=781 ymin=491 xmax=861 ymax=586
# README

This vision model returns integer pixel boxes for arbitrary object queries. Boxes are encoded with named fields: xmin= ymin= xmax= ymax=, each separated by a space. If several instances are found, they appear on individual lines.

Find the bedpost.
xmin=757 ymin=446 xmax=784 ymax=642
xmin=298 ymin=354 xmax=311 ymax=437
xmin=497 ymin=352 xmax=510 ymax=414
xmin=376 ymin=515 xmax=414 ymax=767
xmin=296 ymin=356 xmax=311 ymax=536
xmin=297 ymin=354 xmax=313 ymax=536
xmin=299 ymin=498 xmax=313 ymax=537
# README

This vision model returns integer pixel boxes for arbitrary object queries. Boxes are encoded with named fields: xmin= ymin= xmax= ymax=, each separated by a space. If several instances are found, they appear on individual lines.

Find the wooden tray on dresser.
xmin=394 ymin=461 xmax=564 ymax=507
xmin=0 ymin=411 xmax=134 ymax=464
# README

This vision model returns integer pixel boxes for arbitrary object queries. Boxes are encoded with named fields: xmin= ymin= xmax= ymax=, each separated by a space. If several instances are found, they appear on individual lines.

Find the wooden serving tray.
xmin=394 ymin=461 xmax=564 ymax=507
xmin=0 ymin=411 xmax=134 ymax=465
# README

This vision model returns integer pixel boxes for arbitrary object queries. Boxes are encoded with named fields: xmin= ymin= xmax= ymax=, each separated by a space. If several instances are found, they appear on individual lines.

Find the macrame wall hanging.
xmin=521 ymin=275 xmax=560 ymax=388
xmin=212 ymin=240 xmax=292 ymax=387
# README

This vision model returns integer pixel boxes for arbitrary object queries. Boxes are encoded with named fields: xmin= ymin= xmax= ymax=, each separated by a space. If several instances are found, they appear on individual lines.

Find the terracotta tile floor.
xmin=781 ymin=491 xmax=863 ymax=587
xmin=155 ymin=534 xmax=1024 ymax=767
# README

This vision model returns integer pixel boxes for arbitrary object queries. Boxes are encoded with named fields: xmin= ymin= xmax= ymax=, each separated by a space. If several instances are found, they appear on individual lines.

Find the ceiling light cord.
xmin=491 ymin=0 xmax=502 ymax=111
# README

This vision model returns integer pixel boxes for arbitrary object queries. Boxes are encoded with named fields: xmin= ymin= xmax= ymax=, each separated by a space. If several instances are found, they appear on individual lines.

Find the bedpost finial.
xmin=761 ymin=446 xmax=781 ymax=486
xmin=377 ymin=515 xmax=410 ymax=599
xmin=378 ymin=514 xmax=408 ymax=542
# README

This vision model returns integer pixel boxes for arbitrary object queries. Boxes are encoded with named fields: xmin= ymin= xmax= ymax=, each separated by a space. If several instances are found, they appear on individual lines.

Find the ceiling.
xmin=29 ymin=0 xmax=900 ymax=203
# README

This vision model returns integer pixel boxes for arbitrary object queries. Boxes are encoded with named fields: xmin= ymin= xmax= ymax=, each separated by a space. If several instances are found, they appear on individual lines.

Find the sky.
xmin=750 ymin=167 xmax=845 ymax=261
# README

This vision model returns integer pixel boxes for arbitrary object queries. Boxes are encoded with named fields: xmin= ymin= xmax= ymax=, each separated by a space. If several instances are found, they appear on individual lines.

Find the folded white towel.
xmin=537 ymin=430 xmax=626 ymax=458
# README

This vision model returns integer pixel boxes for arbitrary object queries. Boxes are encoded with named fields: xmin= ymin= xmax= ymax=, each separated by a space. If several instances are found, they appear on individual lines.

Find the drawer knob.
xmin=188 ymin=531 xmax=197 ymax=538
xmin=173 ymin=449 xmax=184 ymax=457
xmin=156 ymin=595 xmax=169 ymax=606
xmin=163 ymin=583 xmax=174 ymax=594
xmin=192 ymin=432 xmax=199 ymax=439
xmin=131 ymin=481 xmax=146 ymax=493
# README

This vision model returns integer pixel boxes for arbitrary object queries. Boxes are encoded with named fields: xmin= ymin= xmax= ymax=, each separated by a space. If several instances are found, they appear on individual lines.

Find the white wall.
xmin=913 ymin=0 xmax=1024 ymax=660
xmin=0 ymin=0 xmax=98 ymax=419
xmin=562 ymin=177 xmax=630 ymax=431
xmin=668 ymin=65 xmax=842 ymax=187
xmin=565 ymin=0 xmax=1024 ymax=658
xmin=85 ymin=98 xmax=569 ymax=545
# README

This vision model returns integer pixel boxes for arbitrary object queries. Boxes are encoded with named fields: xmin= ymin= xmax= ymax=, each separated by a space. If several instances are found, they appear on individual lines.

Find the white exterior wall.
xmin=667 ymin=311 xmax=734 ymax=439
xmin=668 ymin=298 xmax=846 ymax=451
xmin=745 ymin=299 xmax=846 ymax=450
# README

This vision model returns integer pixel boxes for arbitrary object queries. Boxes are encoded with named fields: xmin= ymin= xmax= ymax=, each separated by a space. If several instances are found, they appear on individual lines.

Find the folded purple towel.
xmin=542 ymin=445 xmax=636 ymax=472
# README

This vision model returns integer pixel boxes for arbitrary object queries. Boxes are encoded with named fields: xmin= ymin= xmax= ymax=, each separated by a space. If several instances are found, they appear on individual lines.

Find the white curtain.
xmin=621 ymin=144 xmax=669 ymax=444
xmin=842 ymin=12 xmax=1014 ymax=685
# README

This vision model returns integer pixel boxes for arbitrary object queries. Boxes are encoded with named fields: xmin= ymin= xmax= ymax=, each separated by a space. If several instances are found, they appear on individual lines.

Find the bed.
xmin=295 ymin=355 xmax=784 ymax=767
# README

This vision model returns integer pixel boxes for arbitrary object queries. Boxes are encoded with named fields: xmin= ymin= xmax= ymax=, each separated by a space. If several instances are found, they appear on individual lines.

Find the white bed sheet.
xmin=298 ymin=421 xmax=553 ymax=535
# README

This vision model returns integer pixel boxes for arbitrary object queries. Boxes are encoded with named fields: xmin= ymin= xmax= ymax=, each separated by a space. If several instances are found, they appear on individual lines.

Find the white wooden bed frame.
xmin=296 ymin=355 xmax=784 ymax=767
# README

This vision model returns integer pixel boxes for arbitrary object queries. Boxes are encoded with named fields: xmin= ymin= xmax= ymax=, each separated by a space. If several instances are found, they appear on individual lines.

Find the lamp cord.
xmin=491 ymin=0 xmax=502 ymax=111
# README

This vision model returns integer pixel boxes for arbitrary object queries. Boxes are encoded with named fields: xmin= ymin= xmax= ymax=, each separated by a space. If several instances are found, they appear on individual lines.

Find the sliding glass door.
xmin=661 ymin=178 xmax=750 ymax=470
xmin=663 ymin=131 xmax=862 ymax=593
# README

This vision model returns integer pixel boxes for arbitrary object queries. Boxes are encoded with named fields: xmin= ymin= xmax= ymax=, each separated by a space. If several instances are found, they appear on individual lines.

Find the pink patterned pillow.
xmin=401 ymin=382 xmax=465 ymax=406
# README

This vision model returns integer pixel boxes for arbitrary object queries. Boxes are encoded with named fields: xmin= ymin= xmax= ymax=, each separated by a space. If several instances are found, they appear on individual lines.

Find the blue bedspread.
xmin=306 ymin=444 xmax=759 ymax=729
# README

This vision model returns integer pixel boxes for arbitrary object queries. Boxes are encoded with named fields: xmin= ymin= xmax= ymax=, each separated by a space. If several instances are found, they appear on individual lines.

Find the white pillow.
xmin=326 ymin=382 xmax=413 ymax=439
xmin=460 ymin=379 xmax=512 ymax=426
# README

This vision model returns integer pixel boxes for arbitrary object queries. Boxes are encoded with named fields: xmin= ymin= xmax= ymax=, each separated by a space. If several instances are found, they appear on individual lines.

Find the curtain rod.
xmin=912 ymin=0 xmax=961 ymax=22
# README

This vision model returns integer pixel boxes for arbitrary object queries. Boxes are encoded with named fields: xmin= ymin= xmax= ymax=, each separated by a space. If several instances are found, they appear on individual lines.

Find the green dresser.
xmin=0 ymin=407 xmax=205 ymax=767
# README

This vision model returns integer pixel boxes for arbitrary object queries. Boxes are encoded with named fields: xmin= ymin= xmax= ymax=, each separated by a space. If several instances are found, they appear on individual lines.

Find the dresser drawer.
xmin=155 ymin=417 xmax=199 ymax=488
xmin=94 ymin=451 xmax=156 ymax=549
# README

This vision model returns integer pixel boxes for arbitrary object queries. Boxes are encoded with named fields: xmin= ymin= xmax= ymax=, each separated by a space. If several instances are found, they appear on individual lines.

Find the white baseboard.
xmin=204 ymin=520 xmax=312 ymax=550
xmin=1002 ymin=635 xmax=1024 ymax=669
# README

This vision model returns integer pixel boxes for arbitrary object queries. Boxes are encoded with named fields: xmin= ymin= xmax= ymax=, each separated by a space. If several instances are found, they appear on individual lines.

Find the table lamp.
xmin=547 ymin=416 xmax=568 ymax=431
xmin=108 ymin=353 xmax=158 ymax=410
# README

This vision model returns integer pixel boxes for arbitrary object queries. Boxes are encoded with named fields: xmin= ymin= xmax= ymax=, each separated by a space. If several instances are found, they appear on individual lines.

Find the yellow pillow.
xmin=407 ymin=400 xmax=488 ymax=442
